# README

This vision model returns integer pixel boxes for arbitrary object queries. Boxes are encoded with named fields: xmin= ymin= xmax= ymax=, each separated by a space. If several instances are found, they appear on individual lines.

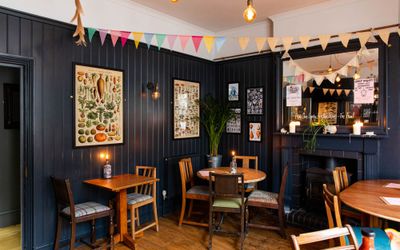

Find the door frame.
xmin=0 ymin=53 xmax=34 ymax=249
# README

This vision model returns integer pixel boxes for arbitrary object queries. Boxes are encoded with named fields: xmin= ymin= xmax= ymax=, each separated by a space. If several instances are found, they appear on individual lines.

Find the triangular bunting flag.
xmin=337 ymin=66 xmax=348 ymax=77
xmin=281 ymin=51 xmax=290 ymax=59
xmin=120 ymin=31 xmax=130 ymax=47
xmin=238 ymin=37 xmax=250 ymax=50
xmin=377 ymin=29 xmax=390 ymax=45
xmin=267 ymin=37 xmax=279 ymax=51
xmin=326 ymin=73 xmax=336 ymax=84
xmin=338 ymin=33 xmax=352 ymax=48
xmin=329 ymin=89 xmax=336 ymax=96
xmin=215 ymin=37 xmax=226 ymax=52
xmin=309 ymin=87 xmax=315 ymax=93
xmin=110 ymin=30 xmax=120 ymax=47
xmin=347 ymin=56 xmax=359 ymax=68
xmin=323 ymin=88 xmax=329 ymax=95
xmin=299 ymin=35 xmax=311 ymax=50
xmin=297 ymin=74 xmax=304 ymax=83
xmin=255 ymin=37 xmax=267 ymax=53
xmin=318 ymin=34 xmax=331 ymax=50
xmin=356 ymin=31 xmax=371 ymax=48
xmin=98 ymin=29 xmax=108 ymax=45
xmin=203 ymin=36 xmax=215 ymax=53
xmin=167 ymin=35 xmax=177 ymax=50
xmin=144 ymin=33 xmax=154 ymax=49
xmin=192 ymin=36 xmax=203 ymax=52
xmin=155 ymin=34 xmax=166 ymax=50
xmin=87 ymin=28 xmax=96 ymax=42
xmin=344 ymin=89 xmax=351 ymax=96
xmin=294 ymin=65 xmax=304 ymax=76
xmin=304 ymin=72 xmax=313 ymax=82
xmin=314 ymin=75 xmax=325 ymax=86
xmin=336 ymin=89 xmax=343 ymax=96
xmin=282 ymin=37 xmax=293 ymax=52
xmin=132 ymin=32 xmax=144 ymax=49
xmin=179 ymin=35 xmax=190 ymax=50
xmin=302 ymin=86 xmax=308 ymax=92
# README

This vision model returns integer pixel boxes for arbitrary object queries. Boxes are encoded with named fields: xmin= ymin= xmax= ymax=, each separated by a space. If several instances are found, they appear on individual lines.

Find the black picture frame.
xmin=228 ymin=82 xmax=240 ymax=101
xmin=226 ymin=108 xmax=241 ymax=134
xmin=248 ymin=122 xmax=262 ymax=142
xmin=246 ymin=87 xmax=264 ymax=115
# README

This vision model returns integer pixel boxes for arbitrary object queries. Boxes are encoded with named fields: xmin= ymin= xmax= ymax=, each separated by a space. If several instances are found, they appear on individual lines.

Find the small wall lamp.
xmin=147 ymin=82 xmax=161 ymax=100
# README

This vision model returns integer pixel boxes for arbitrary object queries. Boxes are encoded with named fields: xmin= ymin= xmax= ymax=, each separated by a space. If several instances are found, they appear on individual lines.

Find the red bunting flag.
xmin=120 ymin=31 xmax=130 ymax=47
xmin=179 ymin=35 xmax=190 ymax=50
xmin=192 ymin=36 xmax=203 ymax=52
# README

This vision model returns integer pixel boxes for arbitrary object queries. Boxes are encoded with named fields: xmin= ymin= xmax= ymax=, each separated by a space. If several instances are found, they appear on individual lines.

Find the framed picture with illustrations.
xmin=228 ymin=82 xmax=239 ymax=101
xmin=246 ymin=87 xmax=264 ymax=115
xmin=226 ymin=108 xmax=241 ymax=134
xmin=249 ymin=122 xmax=262 ymax=142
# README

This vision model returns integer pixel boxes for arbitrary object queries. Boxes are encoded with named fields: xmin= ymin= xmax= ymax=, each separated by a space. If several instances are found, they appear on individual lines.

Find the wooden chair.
xmin=51 ymin=176 xmax=114 ymax=250
xmin=290 ymin=225 xmax=359 ymax=250
xmin=234 ymin=155 xmax=258 ymax=192
xmin=322 ymin=184 xmax=391 ymax=249
xmin=178 ymin=158 xmax=209 ymax=227
xmin=208 ymin=172 xmax=246 ymax=250
xmin=127 ymin=166 xmax=159 ymax=240
xmin=247 ymin=165 xmax=289 ymax=238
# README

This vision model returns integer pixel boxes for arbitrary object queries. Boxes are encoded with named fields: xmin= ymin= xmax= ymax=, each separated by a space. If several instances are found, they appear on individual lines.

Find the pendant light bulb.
xmin=353 ymin=71 xmax=361 ymax=80
xmin=335 ymin=75 xmax=341 ymax=82
xmin=170 ymin=0 xmax=178 ymax=3
xmin=243 ymin=0 xmax=257 ymax=23
xmin=328 ymin=65 xmax=333 ymax=73
xmin=151 ymin=83 xmax=161 ymax=100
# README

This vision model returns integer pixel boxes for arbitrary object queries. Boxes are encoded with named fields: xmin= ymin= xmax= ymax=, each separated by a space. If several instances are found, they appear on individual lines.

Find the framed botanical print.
xmin=173 ymin=79 xmax=200 ymax=139
xmin=318 ymin=102 xmax=338 ymax=124
xmin=226 ymin=108 xmax=241 ymax=134
xmin=74 ymin=64 xmax=124 ymax=147
xmin=246 ymin=87 xmax=264 ymax=115
xmin=249 ymin=122 xmax=262 ymax=142
xmin=228 ymin=82 xmax=239 ymax=101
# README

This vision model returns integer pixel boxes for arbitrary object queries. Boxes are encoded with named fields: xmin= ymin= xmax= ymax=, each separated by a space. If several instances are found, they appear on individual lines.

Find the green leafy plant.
xmin=303 ymin=119 xmax=330 ymax=151
xmin=198 ymin=95 xmax=235 ymax=156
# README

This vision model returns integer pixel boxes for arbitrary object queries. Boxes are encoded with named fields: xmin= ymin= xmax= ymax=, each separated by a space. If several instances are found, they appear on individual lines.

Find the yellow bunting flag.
xmin=329 ymin=89 xmax=336 ymax=96
xmin=344 ymin=89 xmax=351 ymax=96
xmin=282 ymin=37 xmax=293 ymax=52
xmin=318 ymin=34 xmax=331 ymax=50
xmin=309 ymin=87 xmax=315 ymax=94
xmin=267 ymin=37 xmax=279 ymax=51
xmin=132 ymin=32 xmax=144 ymax=49
xmin=238 ymin=37 xmax=250 ymax=50
xmin=203 ymin=36 xmax=215 ymax=53
xmin=322 ymin=88 xmax=329 ymax=95
xmin=299 ymin=35 xmax=311 ymax=50
xmin=377 ymin=29 xmax=391 ymax=45
xmin=338 ymin=33 xmax=352 ymax=48
xmin=336 ymin=89 xmax=343 ymax=96
xmin=356 ymin=31 xmax=371 ymax=48
xmin=314 ymin=75 xmax=325 ymax=86
xmin=255 ymin=37 xmax=267 ymax=52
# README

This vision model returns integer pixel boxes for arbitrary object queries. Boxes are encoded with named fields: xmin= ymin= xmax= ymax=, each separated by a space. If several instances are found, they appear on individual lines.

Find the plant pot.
xmin=207 ymin=155 xmax=222 ymax=168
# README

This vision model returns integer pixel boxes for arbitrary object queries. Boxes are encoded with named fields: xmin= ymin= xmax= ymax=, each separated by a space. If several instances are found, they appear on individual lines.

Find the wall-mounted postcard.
xmin=318 ymin=102 xmax=338 ymax=124
xmin=286 ymin=84 xmax=302 ymax=107
xmin=173 ymin=79 xmax=200 ymax=139
xmin=246 ymin=87 xmax=264 ymax=115
xmin=226 ymin=108 xmax=241 ymax=134
xmin=74 ymin=64 xmax=124 ymax=147
xmin=249 ymin=122 xmax=262 ymax=142
xmin=228 ymin=82 xmax=239 ymax=101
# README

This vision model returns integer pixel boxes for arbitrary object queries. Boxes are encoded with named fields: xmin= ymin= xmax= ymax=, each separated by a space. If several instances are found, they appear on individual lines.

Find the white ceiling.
xmin=129 ymin=0 xmax=330 ymax=32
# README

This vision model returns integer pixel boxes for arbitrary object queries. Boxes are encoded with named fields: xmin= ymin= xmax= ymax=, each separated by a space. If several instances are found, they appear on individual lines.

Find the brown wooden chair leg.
xmin=240 ymin=207 xmax=245 ymax=250
xmin=135 ymin=208 xmax=140 ymax=227
xmin=90 ymin=219 xmax=96 ymax=244
xmin=179 ymin=197 xmax=186 ymax=226
xmin=278 ymin=207 xmax=286 ymax=239
xmin=54 ymin=215 xmax=62 ymax=250
xmin=187 ymin=200 xmax=194 ymax=218
xmin=130 ymin=207 xmax=136 ymax=240
xmin=70 ymin=221 xmax=76 ymax=250
xmin=152 ymin=199 xmax=159 ymax=232
xmin=109 ymin=212 xmax=114 ymax=250
xmin=208 ymin=210 xmax=213 ymax=250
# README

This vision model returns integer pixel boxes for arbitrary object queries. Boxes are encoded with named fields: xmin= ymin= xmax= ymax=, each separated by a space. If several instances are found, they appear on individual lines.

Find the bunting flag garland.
xmin=155 ymin=34 xmax=166 ymax=50
xmin=282 ymin=37 xmax=293 ymax=52
xmin=329 ymin=89 xmax=336 ymax=96
xmin=267 ymin=37 xmax=279 ymax=51
xmin=132 ymin=32 xmax=144 ymax=49
xmin=87 ymin=28 xmax=96 ymax=42
xmin=338 ymin=33 xmax=352 ymax=48
xmin=309 ymin=87 xmax=315 ymax=94
xmin=215 ymin=37 xmax=226 ymax=52
xmin=179 ymin=35 xmax=190 ymax=50
xmin=318 ymin=34 xmax=331 ymax=50
xmin=300 ymin=86 xmax=352 ymax=96
xmin=299 ymin=35 xmax=311 ymax=50
xmin=144 ymin=33 xmax=154 ymax=49
xmin=336 ymin=89 xmax=343 ymax=96
xmin=238 ymin=37 xmax=250 ymax=50
xmin=377 ymin=29 xmax=390 ymax=45
xmin=203 ymin=36 xmax=215 ymax=53
xmin=314 ymin=75 xmax=325 ymax=86
xmin=98 ymin=29 xmax=108 ymax=45
xmin=255 ymin=37 xmax=267 ymax=52
xmin=326 ymin=73 xmax=336 ymax=84
xmin=192 ymin=36 xmax=203 ymax=52
xmin=323 ymin=88 xmax=329 ymax=95
xmin=167 ymin=35 xmax=177 ymax=50
xmin=120 ymin=31 xmax=130 ymax=47
xmin=110 ymin=30 xmax=120 ymax=46
xmin=344 ymin=89 xmax=351 ymax=96
xmin=302 ymin=86 xmax=308 ymax=92
xmin=356 ymin=31 xmax=371 ymax=48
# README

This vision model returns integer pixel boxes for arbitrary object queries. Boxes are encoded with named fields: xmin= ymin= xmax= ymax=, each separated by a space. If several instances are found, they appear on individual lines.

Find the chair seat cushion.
xmin=62 ymin=202 xmax=110 ymax=217
xmin=247 ymin=190 xmax=278 ymax=205
xmin=213 ymin=198 xmax=245 ymax=209
xmin=127 ymin=193 xmax=153 ymax=205
xmin=346 ymin=227 xmax=390 ymax=249
xmin=187 ymin=185 xmax=209 ymax=196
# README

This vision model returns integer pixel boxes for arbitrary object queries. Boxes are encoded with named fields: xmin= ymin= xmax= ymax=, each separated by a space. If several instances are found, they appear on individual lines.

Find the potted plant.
xmin=303 ymin=119 xmax=330 ymax=152
xmin=199 ymin=95 xmax=235 ymax=167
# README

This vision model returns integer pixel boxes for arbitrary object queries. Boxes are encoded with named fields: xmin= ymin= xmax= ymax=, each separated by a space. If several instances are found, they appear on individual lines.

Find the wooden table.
xmin=197 ymin=167 xmax=266 ymax=183
xmin=340 ymin=180 xmax=400 ymax=227
xmin=84 ymin=174 xmax=159 ymax=249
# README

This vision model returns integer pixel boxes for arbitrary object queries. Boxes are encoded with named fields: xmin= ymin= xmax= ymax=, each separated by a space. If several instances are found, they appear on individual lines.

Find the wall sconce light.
xmin=147 ymin=82 xmax=161 ymax=100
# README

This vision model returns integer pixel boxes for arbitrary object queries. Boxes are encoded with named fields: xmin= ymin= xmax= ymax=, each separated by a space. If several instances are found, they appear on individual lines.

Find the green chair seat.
xmin=213 ymin=198 xmax=245 ymax=209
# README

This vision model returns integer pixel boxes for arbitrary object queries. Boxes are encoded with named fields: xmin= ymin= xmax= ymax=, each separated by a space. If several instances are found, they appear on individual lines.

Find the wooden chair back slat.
xmin=278 ymin=166 xmax=289 ymax=205
xmin=179 ymin=158 xmax=195 ymax=193
xmin=210 ymin=173 xmax=243 ymax=198
xmin=51 ymin=176 xmax=76 ymax=217
xmin=234 ymin=155 xmax=258 ymax=170
xmin=332 ymin=166 xmax=349 ymax=194
xmin=136 ymin=166 xmax=156 ymax=196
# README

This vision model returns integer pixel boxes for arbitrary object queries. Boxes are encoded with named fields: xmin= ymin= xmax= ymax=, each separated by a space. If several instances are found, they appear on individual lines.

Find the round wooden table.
xmin=197 ymin=167 xmax=266 ymax=184
xmin=340 ymin=180 xmax=400 ymax=226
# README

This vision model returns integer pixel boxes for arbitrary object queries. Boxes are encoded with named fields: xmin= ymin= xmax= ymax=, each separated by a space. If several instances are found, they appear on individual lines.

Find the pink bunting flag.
xmin=120 ymin=31 xmax=131 ymax=47
xmin=179 ymin=35 xmax=190 ymax=50
xmin=110 ymin=30 xmax=120 ymax=47
xmin=192 ymin=36 xmax=203 ymax=52
xmin=98 ymin=29 xmax=108 ymax=45
xmin=167 ymin=35 xmax=177 ymax=50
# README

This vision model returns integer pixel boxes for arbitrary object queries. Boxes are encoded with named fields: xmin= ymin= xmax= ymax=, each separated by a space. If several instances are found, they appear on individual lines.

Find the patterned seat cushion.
xmin=247 ymin=190 xmax=278 ymax=205
xmin=127 ymin=193 xmax=153 ymax=205
xmin=187 ymin=185 xmax=209 ymax=196
xmin=62 ymin=202 xmax=110 ymax=217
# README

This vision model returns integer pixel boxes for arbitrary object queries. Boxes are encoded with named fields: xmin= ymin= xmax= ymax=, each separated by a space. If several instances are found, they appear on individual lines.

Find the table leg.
xmin=369 ymin=215 xmax=381 ymax=228
xmin=116 ymin=189 xmax=137 ymax=249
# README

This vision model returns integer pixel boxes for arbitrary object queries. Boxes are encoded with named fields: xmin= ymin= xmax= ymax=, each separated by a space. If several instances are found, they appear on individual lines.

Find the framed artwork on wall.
xmin=173 ymin=78 xmax=200 ymax=139
xmin=228 ymin=82 xmax=239 ymax=101
xmin=249 ymin=122 xmax=262 ymax=142
xmin=74 ymin=63 xmax=124 ymax=147
xmin=246 ymin=87 xmax=264 ymax=115
xmin=226 ymin=108 xmax=241 ymax=134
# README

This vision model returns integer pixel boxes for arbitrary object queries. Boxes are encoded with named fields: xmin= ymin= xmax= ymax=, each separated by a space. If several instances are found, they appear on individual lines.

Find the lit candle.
xmin=231 ymin=150 xmax=236 ymax=157
xmin=353 ymin=121 xmax=363 ymax=135
xmin=105 ymin=154 xmax=109 ymax=161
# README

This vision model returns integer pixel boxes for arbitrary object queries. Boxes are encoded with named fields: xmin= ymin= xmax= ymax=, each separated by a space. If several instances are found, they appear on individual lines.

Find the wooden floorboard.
xmin=0 ymin=224 xmax=21 ymax=250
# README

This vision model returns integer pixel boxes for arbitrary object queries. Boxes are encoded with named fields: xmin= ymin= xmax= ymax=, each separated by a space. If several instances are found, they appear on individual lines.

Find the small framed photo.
xmin=228 ymin=82 xmax=239 ymax=101
xmin=249 ymin=122 xmax=262 ymax=142
xmin=226 ymin=108 xmax=241 ymax=134
xmin=246 ymin=87 xmax=264 ymax=115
